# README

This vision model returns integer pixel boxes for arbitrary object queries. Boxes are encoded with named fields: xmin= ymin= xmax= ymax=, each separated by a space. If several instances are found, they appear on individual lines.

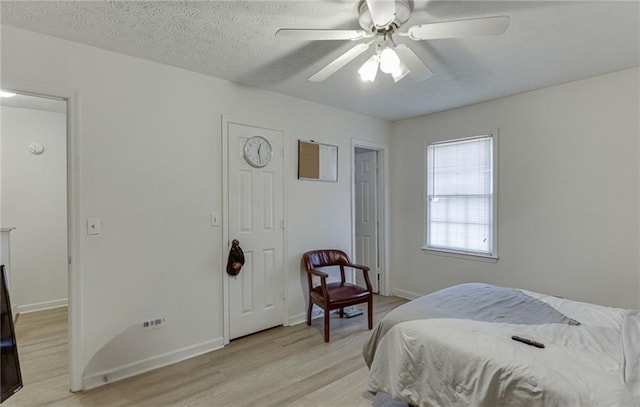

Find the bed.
xmin=363 ymin=283 xmax=640 ymax=407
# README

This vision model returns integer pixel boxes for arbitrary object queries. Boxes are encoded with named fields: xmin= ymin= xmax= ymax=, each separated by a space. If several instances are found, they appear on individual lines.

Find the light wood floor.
xmin=4 ymin=295 xmax=409 ymax=407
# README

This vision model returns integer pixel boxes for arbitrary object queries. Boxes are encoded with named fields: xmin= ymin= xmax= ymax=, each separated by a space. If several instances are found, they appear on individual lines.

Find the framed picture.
xmin=298 ymin=140 xmax=338 ymax=182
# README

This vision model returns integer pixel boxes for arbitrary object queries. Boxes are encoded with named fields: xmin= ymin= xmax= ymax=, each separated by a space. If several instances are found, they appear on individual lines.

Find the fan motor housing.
xmin=358 ymin=0 xmax=411 ymax=31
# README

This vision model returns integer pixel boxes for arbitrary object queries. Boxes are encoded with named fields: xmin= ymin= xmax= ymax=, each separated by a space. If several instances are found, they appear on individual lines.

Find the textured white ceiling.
xmin=1 ymin=1 xmax=638 ymax=121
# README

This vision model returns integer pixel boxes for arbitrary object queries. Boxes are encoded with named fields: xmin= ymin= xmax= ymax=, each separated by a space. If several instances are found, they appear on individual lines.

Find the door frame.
xmin=1 ymin=78 xmax=82 ymax=391
xmin=221 ymin=115 xmax=288 ymax=345
xmin=350 ymin=139 xmax=389 ymax=296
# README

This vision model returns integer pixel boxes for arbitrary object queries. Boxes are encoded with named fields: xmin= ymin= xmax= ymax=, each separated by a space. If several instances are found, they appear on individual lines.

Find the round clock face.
xmin=243 ymin=136 xmax=272 ymax=168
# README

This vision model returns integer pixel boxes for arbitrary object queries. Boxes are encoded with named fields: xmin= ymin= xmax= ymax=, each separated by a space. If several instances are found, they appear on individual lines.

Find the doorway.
xmin=0 ymin=84 xmax=80 ymax=391
xmin=0 ymin=90 xmax=70 ymax=385
xmin=352 ymin=141 xmax=388 ymax=295
xmin=1 ymin=92 xmax=68 ymax=313
xmin=222 ymin=117 xmax=286 ymax=342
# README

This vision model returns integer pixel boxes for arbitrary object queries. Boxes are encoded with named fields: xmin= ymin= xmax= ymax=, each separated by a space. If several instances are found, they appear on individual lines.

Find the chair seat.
xmin=311 ymin=282 xmax=370 ymax=304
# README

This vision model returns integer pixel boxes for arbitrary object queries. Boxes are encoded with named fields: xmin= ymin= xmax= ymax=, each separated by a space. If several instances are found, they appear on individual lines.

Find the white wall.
xmin=0 ymin=25 xmax=390 ymax=388
xmin=1 ymin=105 xmax=68 ymax=312
xmin=390 ymin=68 xmax=640 ymax=309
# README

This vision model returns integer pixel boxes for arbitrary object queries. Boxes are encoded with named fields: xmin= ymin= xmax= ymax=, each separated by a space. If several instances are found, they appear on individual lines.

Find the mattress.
xmin=364 ymin=283 xmax=640 ymax=406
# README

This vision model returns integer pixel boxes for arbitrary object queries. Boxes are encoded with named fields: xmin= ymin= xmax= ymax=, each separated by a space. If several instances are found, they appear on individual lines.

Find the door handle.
xmin=226 ymin=239 xmax=245 ymax=276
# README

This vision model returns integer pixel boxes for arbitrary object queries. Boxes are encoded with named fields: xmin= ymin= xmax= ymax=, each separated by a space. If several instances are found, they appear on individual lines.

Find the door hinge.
xmin=68 ymin=256 xmax=72 ymax=265
xmin=280 ymin=220 xmax=285 ymax=230
xmin=281 ymin=148 xmax=284 ymax=158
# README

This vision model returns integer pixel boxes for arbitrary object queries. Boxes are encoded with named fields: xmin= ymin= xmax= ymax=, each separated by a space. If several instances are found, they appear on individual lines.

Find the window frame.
xmin=422 ymin=130 xmax=499 ymax=261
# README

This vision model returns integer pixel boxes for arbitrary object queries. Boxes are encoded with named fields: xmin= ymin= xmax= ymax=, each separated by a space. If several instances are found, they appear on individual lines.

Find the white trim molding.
xmin=391 ymin=288 xmax=422 ymax=301
xmin=288 ymin=307 xmax=324 ymax=326
xmin=16 ymin=298 xmax=68 ymax=314
xmin=82 ymin=338 xmax=224 ymax=390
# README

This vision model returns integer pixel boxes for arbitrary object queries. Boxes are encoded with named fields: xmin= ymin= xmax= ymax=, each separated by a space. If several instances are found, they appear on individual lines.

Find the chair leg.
xmin=307 ymin=299 xmax=313 ymax=326
xmin=324 ymin=307 xmax=330 ymax=342
xmin=339 ymin=307 xmax=344 ymax=318
xmin=367 ymin=297 xmax=373 ymax=330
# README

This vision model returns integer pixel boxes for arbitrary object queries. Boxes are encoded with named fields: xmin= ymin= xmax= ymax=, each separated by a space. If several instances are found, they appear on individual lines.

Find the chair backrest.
xmin=302 ymin=249 xmax=351 ymax=271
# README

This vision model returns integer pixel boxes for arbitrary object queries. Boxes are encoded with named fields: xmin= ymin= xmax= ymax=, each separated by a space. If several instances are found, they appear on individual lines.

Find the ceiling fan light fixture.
xmin=379 ymin=47 xmax=400 ymax=74
xmin=277 ymin=2 xmax=508 ymax=84
xmin=391 ymin=60 xmax=410 ymax=82
xmin=358 ymin=54 xmax=379 ymax=82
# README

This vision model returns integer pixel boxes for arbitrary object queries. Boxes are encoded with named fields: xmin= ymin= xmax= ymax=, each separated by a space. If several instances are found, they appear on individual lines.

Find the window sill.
xmin=421 ymin=247 xmax=498 ymax=263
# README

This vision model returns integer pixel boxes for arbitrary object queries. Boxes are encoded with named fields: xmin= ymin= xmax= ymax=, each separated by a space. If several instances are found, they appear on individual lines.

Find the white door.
xmin=227 ymin=122 xmax=284 ymax=340
xmin=355 ymin=149 xmax=379 ymax=293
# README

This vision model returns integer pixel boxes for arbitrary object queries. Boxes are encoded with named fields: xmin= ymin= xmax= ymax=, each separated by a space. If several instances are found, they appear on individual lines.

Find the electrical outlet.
xmin=142 ymin=317 xmax=166 ymax=330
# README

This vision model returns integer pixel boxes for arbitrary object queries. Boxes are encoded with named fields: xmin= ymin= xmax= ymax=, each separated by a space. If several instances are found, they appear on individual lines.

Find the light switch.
xmin=210 ymin=212 xmax=220 ymax=227
xmin=87 ymin=218 xmax=101 ymax=235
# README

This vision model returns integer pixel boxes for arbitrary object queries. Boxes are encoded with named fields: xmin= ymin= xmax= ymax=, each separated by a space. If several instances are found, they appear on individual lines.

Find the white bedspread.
xmin=367 ymin=290 xmax=640 ymax=407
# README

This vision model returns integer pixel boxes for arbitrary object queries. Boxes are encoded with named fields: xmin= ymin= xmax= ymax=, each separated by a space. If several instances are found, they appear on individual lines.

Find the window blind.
xmin=426 ymin=135 xmax=494 ymax=256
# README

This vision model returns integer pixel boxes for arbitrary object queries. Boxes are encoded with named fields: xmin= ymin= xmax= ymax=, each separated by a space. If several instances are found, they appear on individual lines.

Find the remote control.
xmin=511 ymin=335 xmax=545 ymax=348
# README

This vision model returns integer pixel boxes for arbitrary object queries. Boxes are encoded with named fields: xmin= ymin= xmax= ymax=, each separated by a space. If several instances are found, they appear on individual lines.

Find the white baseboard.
xmin=289 ymin=303 xmax=334 ymax=326
xmin=289 ymin=312 xmax=307 ymax=326
xmin=82 ymin=337 xmax=224 ymax=390
xmin=16 ymin=298 xmax=68 ymax=314
xmin=289 ymin=310 xmax=324 ymax=326
xmin=391 ymin=288 xmax=422 ymax=300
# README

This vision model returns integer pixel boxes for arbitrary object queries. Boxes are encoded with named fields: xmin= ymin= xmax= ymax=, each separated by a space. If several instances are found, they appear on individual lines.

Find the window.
xmin=425 ymin=133 xmax=497 ymax=258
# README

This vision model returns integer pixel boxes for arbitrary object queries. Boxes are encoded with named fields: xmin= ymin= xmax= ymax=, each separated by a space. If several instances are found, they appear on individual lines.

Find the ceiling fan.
xmin=275 ymin=0 xmax=509 ymax=83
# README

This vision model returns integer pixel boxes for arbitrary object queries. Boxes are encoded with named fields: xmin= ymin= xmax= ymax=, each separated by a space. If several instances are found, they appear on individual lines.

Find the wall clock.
xmin=243 ymin=136 xmax=272 ymax=168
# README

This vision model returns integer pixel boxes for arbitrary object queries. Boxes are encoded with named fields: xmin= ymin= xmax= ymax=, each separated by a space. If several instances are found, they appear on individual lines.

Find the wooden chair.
xmin=302 ymin=249 xmax=373 ymax=342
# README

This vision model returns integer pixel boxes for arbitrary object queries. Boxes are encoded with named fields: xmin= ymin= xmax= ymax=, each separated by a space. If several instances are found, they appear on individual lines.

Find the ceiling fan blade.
xmin=365 ymin=0 xmax=396 ymax=29
xmin=407 ymin=16 xmax=510 ymax=41
xmin=309 ymin=42 xmax=371 ymax=82
xmin=394 ymin=44 xmax=433 ymax=82
xmin=276 ymin=29 xmax=367 ymax=41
